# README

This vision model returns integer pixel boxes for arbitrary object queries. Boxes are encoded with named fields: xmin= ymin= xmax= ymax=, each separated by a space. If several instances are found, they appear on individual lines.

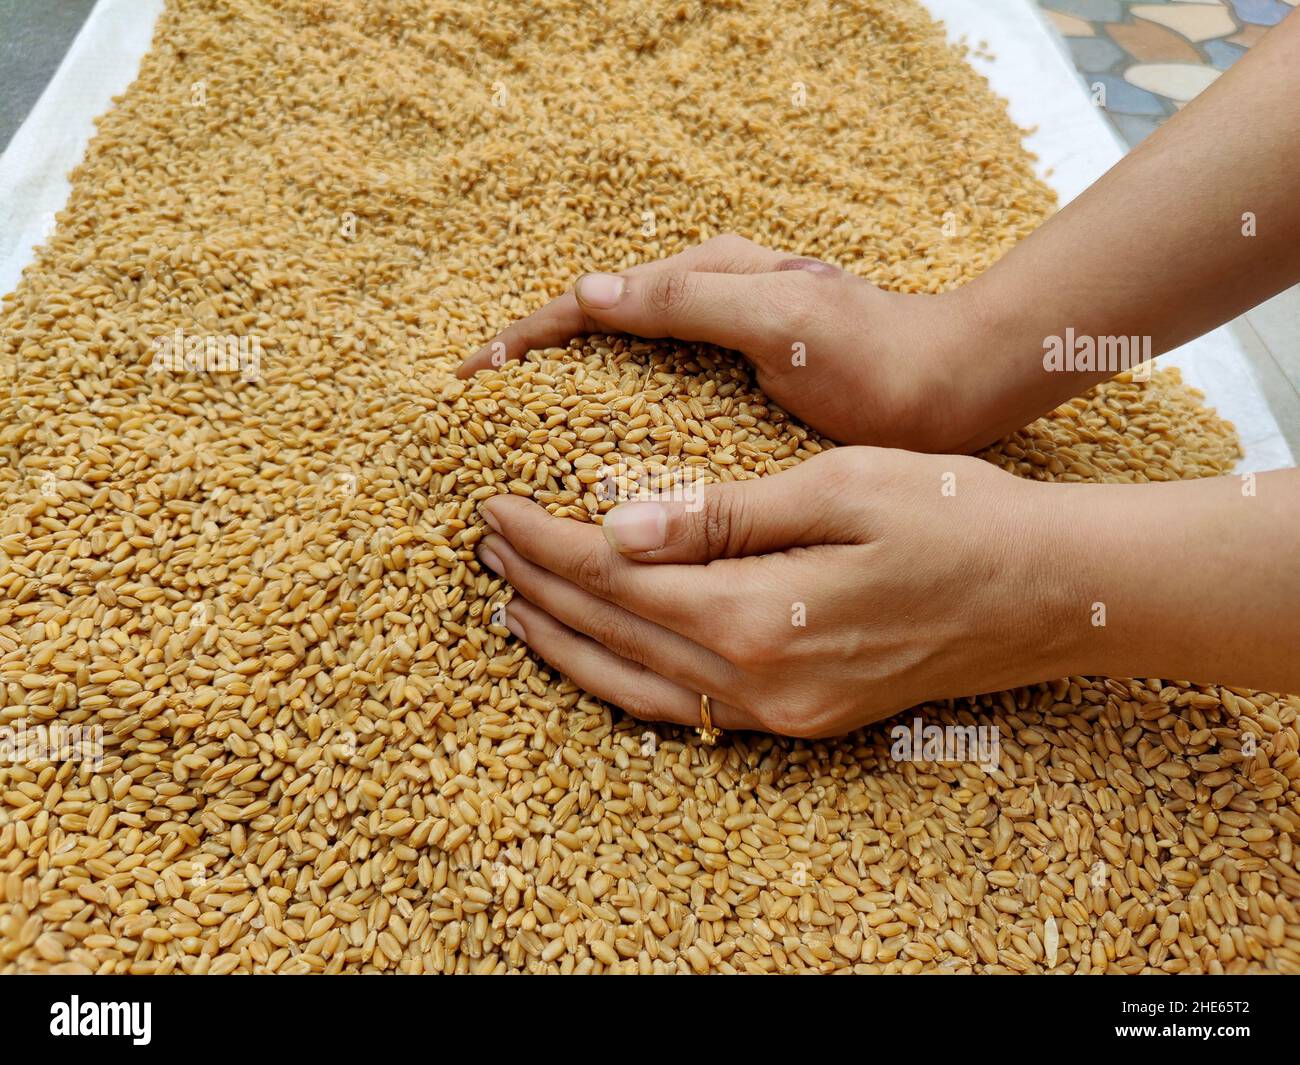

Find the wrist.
xmin=878 ymin=285 xmax=1003 ymax=455
xmin=997 ymin=476 xmax=1095 ymax=683
xmin=938 ymin=270 xmax=1090 ymax=454
xmin=1029 ymin=477 xmax=1224 ymax=684
xmin=917 ymin=278 xmax=1037 ymax=454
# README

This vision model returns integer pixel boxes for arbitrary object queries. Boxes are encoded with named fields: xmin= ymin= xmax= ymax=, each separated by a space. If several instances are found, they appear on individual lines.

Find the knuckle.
xmin=589 ymin=603 xmax=642 ymax=663
xmin=777 ymin=279 xmax=820 ymax=338
xmin=729 ymin=623 xmax=775 ymax=671
xmin=816 ymin=447 xmax=871 ymax=494
xmin=609 ymin=673 xmax=665 ymax=723
xmin=760 ymin=696 xmax=821 ymax=739
xmin=699 ymin=489 xmax=737 ymax=558
xmin=703 ymin=233 xmax=758 ymax=273
xmin=646 ymin=270 xmax=693 ymax=316
xmin=708 ymin=254 xmax=747 ymax=276
xmin=572 ymin=542 xmax=615 ymax=599
xmin=705 ymin=232 xmax=751 ymax=253
xmin=747 ymin=701 xmax=793 ymax=737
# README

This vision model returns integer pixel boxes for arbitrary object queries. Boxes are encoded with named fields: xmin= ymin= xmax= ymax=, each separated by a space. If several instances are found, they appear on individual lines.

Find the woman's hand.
xmin=457 ymin=234 xmax=985 ymax=453
xmin=475 ymin=446 xmax=1073 ymax=738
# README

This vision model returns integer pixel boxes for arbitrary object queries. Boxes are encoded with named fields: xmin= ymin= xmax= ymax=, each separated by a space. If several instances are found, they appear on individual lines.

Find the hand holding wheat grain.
xmin=457 ymin=234 xmax=982 ymax=454
xmin=475 ymin=446 xmax=1063 ymax=737
xmin=477 ymin=447 xmax=1300 ymax=736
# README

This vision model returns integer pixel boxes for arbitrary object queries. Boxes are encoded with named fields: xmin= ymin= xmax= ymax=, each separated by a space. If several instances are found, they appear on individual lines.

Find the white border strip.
xmin=0 ymin=0 xmax=166 ymax=295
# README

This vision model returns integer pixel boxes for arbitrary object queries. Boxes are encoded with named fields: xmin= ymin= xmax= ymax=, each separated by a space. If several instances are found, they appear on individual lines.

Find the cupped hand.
xmin=475 ymin=447 xmax=1072 ymax=738
xmin=457 ymin=234 xmax=983 ymax=453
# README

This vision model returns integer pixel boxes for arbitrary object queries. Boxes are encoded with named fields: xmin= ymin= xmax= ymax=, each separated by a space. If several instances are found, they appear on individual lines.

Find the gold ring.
xmin=697 ymin=693 xmax=721 ymax=746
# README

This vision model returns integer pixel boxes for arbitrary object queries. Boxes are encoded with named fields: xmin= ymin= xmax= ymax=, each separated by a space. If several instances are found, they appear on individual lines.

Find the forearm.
xmin=947 ymin=10 xmax=1300 ymax=452
xmin=1031 ymin=469 xmax=1300 ymax=694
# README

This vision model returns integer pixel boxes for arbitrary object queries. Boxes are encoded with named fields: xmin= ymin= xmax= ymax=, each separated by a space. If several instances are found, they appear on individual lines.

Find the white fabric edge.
xmin=0 ymin=0 xmax=167 ymax=296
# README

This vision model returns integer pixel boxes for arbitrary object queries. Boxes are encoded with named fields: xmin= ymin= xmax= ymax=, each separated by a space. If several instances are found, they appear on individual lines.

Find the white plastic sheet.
xmin=0 ymin=0 xmax=166 ymax=296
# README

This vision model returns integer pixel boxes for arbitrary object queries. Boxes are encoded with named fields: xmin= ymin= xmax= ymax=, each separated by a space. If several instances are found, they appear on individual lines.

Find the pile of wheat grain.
xmin=0 ymin=0 xmax=1294 ymax=974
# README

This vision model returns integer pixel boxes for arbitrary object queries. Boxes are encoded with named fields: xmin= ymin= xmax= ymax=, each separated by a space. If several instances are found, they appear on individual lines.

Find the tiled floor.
xmin=1037 ymin=0 xmax=1300 ymax=463
xmin=1038 ymin=0 xmax=1297 ymax=146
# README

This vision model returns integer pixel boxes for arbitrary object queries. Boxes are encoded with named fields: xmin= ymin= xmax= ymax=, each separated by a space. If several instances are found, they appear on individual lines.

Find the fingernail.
xmin=480 ymin=504 xmax=502 ymax=534
xmin=602 ymin=502 xmax=667 ymax=553
xmin=478 ymin=546 xmax=503 ymax=573
xmin=505 ymin=608 xmax=527 ymax=641
xmin=575 ymin=273 xmax=626 ymax=309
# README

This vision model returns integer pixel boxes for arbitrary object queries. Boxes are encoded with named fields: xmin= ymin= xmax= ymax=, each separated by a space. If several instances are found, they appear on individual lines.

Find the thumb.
xmin=599 ymin=452 xmax=865 ymax=563
xmin=456 ymin=255 xmax=840 ymax=378
xmin=574 ymin=268 xmax=792 ymax=356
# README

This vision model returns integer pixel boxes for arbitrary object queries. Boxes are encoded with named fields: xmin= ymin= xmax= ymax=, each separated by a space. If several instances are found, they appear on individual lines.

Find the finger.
xmin=481 ymin=494 xmax=726 ymax=638
xmin=504 ymin=597 xmax=755 ymax=730
xmin=456 ymin=269 xmax=790 ymax=378
xmin=615 ymin=235 xmax=786 ymax=278
xmin=600 ymin=450 xmax=868 ymax=562
xmin=479 ymin=532 xmax=738 ymax=693
xmin=456 ymin=236 xmax=789 ymax=378
xmin=573 ymin=259 xmax=844 ymax=365
xmin=575 ymin=268 xmax=831 ymax=362
xmin=456 ymin=289 xmax=590 ymax=377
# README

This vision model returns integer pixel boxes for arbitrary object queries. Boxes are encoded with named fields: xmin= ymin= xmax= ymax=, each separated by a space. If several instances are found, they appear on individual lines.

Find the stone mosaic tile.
xmin=1045 ymin=9 xmax=1097 ymax=34
xmin=1043 ymin=0 xmax=1125 ymax=20
xmin=1108 ymin=112 xmax=1164 ymax=144
xmin=1232 ymin=0 xmax=1292 ymax=25
xmin=1228 ymin=23 xmax=1271 ymax=44
xmin=1203 ymin=36 xmax=1248 ymax=64
xmin=1131 ymin=3 xmax=1236 ymax=42
xmin=1125 ymin=60 xmax=1223 ymax=99
xmin=1087 ymin=72 xmax=1170 ymax=114
xmin=1035 ymin=0 xmax=1291 ymax=146
xmin=1107 ymin=19 xmax=1202 ymax=61
xmin=1034 ymin=0 xmax=1300 ymax=444
xmin=1068 ymin=34 xmax=1125 ymax=68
